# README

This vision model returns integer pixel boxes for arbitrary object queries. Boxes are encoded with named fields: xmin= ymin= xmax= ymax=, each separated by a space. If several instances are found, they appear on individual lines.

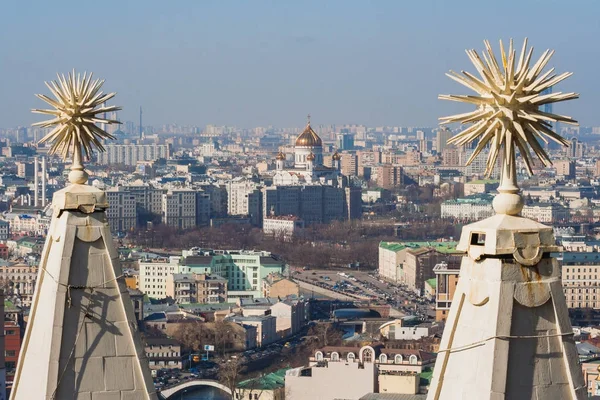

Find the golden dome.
xmin=295 ymin=123 xmax=323 ymax=147
xmin=276 ymin=151 xmax=286 ymax=160
xmin=332 ymin=151 xmax=342 ymax=161
xmin=306 ymin=152 xmax=316 ymax=161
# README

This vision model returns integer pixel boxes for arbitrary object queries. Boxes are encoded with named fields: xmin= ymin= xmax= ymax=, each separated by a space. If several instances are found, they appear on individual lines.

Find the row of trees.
xmin=127 ymin=216 xmax=459 ymax=269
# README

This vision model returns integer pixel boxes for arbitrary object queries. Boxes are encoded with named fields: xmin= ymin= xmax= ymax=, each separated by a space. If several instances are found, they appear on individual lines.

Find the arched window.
xmin=379 ymin=354 xmax=388 ymax=363
xmin=331 ymin=352 xmax=339 ymax=361
xmin=362 ymin=348 xmax=373 ymax=363
xmin=315 ymin=351 xmax=323 ymax=361
xmin=394 ymin=354 xmax=403 ymax=364
xmin=409 ymin=355 xmax=418 ymax=365
xmin=347 ymin=352 xmax=356 ymax=362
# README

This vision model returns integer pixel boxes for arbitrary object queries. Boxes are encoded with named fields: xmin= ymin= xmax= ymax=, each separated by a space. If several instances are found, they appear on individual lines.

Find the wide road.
xmin=292 ymin=268 xmax=435 ymax=320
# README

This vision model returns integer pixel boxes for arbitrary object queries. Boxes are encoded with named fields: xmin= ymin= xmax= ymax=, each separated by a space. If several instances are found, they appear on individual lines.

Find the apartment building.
xmin=521 ymin=202 xmax=569 ymax=223
xmin=378 ymin=241 xmax=460 ymax=293
xmin=227 ymin=315 xmax=277 ymax=347
xmin=97 ymin=143 xmax=171 ymax=166
xmin=433 ymin=261 xmax=461 ymax=321
xmin=263 ymin=215 xmax=304 ymax=239
xmin=105 ymin=187 xmax=137 ymax=233
xmin=165 ymin=273 xmax=228 ymax=304
xmin=262 ymin=273 xmax=300 ymax=298
xmin=140 ymin=249 xmax=285 ymax=300
xmin=139 ymin=256 xmax=181 ymax=298
xmin=285 ymin=344 xmax=436 ymax=399
xmin=441 ymin=195 xmax=494 ymax=221
xmin=0 ymin=263 xmax=37 ymax=307
xmin=262 ymin=184 xmax=355 ymax=226
xmin=145 ymin=338 xmax=182 ymax=370
xmin=162 ymin=189 xmax=196 ymax=229
xmin=561 ymin=252 xmax=600 ymax=309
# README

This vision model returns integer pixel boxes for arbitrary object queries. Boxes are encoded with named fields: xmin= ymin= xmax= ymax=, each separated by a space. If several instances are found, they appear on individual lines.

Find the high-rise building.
xmin=340 ymin=153 xmax=358 ymax=176
xmin=97 ymin=143 xmax=171 ymax=166
xmin=106 ymin=187 xmax=137 ymax=233
xmin=162 ymin=189 xmax=196 ymax=229
xmin=336 ymin=133 xmax=355 ymax=150
xmin=374 ymin=165 xmax=403 ymax=189
xmin=436 ymin=128 xmax=453 ymax=153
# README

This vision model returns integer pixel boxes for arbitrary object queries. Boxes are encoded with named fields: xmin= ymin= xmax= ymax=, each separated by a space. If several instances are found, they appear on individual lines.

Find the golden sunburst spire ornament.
xmin=439 ymin=38 xmax=578 ymax=215
xmin=32 ymin=69 xmax=122 ymax=185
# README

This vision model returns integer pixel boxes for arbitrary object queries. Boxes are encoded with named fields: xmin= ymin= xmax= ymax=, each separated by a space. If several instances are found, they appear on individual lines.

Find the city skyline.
xmin=1 ymin=1 xmax=598 ymax=129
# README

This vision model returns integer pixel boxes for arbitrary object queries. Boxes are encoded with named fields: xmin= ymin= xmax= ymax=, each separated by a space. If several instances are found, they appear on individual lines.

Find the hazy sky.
xmin=1 ymin=0 xmax=598 ymax=128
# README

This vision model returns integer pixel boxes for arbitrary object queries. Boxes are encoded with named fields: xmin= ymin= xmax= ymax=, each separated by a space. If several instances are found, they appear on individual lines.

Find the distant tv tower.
xmin=139 ymin=106 xmax=143 ymax=139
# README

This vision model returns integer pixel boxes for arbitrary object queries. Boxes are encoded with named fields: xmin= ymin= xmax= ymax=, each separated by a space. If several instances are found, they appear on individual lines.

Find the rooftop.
xmin=379 ymin=241 xmax=459 ymax=254
xmin=237 ymin=368 xmax=289 ymax=390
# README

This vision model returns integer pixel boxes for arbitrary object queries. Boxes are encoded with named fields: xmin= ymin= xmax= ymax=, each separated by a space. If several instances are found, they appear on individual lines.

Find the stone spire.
xmin=428 ymin=40 xmax=584 ymax=400
xmin=11 ymin=71 xmax=157 ymax=399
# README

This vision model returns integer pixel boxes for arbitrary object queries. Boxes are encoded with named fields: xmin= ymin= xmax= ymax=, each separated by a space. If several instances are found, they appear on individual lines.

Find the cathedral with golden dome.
xmin=273 ymin=116 xmax=345 ymax=186
xmin=294 ymin=118 xmax=323 ymax=168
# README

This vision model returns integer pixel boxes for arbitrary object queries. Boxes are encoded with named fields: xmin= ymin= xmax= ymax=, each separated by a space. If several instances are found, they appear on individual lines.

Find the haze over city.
xmin=4 ymin=2 xmax=600 ymax=400
xmin=1 ymin=0 xmax=599 ymax=128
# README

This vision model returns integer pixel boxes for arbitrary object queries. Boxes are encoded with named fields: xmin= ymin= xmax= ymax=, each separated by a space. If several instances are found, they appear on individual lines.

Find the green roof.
xmin=380 ymin=241 xmax=459 ymax=254
xmin=379 ymin=242 xmax=407 ymax=252
xmin=425 ymin=278 xmax=437 ymax=288
xmin=419 ymin=367 xmax=434 ymax=385
xmin=237 ymin=368 xmax=289 ymax=390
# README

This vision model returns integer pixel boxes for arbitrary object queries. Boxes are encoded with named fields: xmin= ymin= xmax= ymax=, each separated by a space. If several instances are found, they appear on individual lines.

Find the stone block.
xmin=85 ymin=318 xmax=117 ymax=358
xmin=91 ymin=391 xmax=121 ymax=400
xmin=76 ymin=392 xmax=92 ymax=400
xmin=114 ymin=322 xmax=137 ymax=356
xmin=104 ymin=356 xmax=135 ymax=391
xmin=121 ymin=390 xmax=155 ymax=400
xmin=75 ymin=356 xmax=105 ymax=392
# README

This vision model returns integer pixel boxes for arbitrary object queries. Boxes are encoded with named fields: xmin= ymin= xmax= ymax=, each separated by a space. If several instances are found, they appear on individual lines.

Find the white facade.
xmin=378 ymin=242 xmax=404 ymax=283
xmin=263 ymin=216 xmax=304 ymax=239
xmin=227 ymin=180 xmax=260 ymax=216
xmin=441 ymin=198 xmax=494 ymax=220
xmin=521 ymin=203 xmax=568 ymax=223
xmin=97 ymin=143 xmax=171 ymax=166
xmin=295 ymin=145 xmax=323 ymax=169
xmin=139 ymin=257 xmax=182 ymax=298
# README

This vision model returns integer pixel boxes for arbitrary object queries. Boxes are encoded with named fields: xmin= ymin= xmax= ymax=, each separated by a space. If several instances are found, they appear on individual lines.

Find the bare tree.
xmin=218 ymin=357 xmax=245 ymax=400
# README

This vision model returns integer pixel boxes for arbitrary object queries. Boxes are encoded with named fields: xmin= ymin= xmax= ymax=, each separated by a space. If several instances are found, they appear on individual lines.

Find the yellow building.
xmin=262 ymin=272 xmax=299 ymax=298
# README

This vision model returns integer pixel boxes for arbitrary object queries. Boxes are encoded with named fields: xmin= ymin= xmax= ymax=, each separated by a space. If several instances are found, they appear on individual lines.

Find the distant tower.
xmin=306 ymin=152 xmax=315 ymax=173
xmin=100 ymin=102 xmax=106 ymax=132
xmin=41 ymin=157 xmax=47 ymax=207
xmin=332 ymin=151 xmax=342 ymax=171
xmin=33 ymin=157 xmax=39 ymax=207
xmin=275 ymin=151 xmax=285 ymax=171
xmin=139 ymin=106 xmax=143 ymax=139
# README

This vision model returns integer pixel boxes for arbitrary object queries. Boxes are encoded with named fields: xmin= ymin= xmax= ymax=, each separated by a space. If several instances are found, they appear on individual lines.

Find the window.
xmin=394 ymin=354 xmax=403 ymax=364
xmin=409 ymin=355 xmax=418 ymax=365
xmin=379 ymin=354 xmax=388 ymax=363
xmin=315 ymin=351 xmax=323 ymax=361
xmin=347 ymin=352 xmax=355 ymax=362
xmin=362 ymin=348 xmax=373 ymax=363
xmin=331 ymin=352 xmax=339 ymax=361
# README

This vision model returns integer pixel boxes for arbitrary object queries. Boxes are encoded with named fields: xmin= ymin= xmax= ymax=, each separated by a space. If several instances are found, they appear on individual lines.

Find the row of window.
xmin=315 ymin=351 xmax=418 ymax=365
